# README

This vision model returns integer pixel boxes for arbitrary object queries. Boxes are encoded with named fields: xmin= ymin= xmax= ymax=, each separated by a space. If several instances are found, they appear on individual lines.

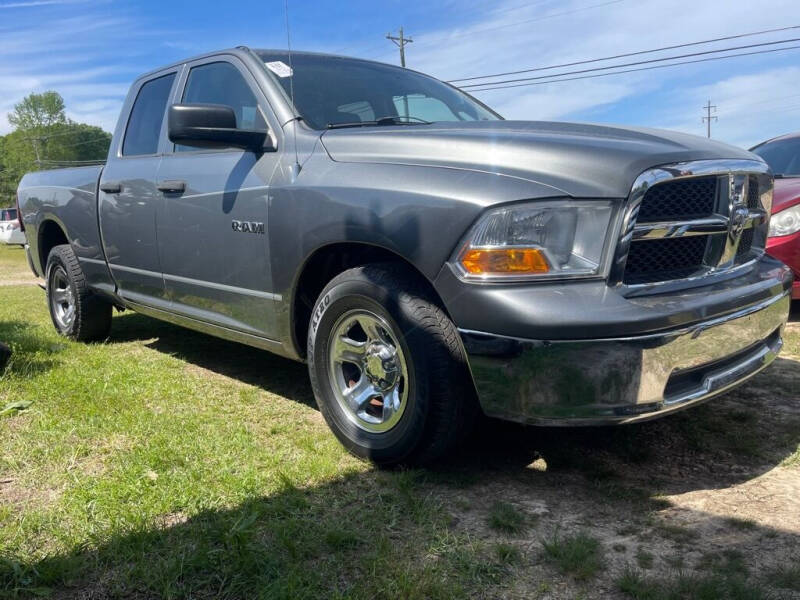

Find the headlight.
xmin=768 ymin=204 xmax=800 ymax=237
xmin=454 ymin=200 xmax=615 ymax=280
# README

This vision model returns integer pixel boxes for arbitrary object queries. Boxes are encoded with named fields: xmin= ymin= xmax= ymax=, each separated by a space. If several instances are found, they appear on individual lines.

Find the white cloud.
xmin=656 ymin=67 xmax=800 ymax=148
xmin=0 ymin=0 xmax=82 ymax=8
xmin=0 ymin=7 xmax=138 ymax=135
xmin=374 ymin=0 xmax=800 ymax=147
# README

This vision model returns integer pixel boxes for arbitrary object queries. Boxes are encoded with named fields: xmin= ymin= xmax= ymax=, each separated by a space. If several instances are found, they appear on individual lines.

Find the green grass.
xmin=541 ymin=531 xmax=604 ymax=580
xmin=724 ymin=517 xmax=758 ymax=531
xmin=635 ymin=548 xmax=654 ymax=569
xmin=618 ymin=566 xmax=773 ymax=600
xmin=0 ymin=244 xmax=33 ymax=280
xmin=0 ymin=282 xmax=491 ymax=598
xmin=765 ymin=563 xmax=800 ymax=591
xmin=493 ymin=542 xmax=522 ymax=565
xmin=486 ymin=501 xmax=528 ymax=534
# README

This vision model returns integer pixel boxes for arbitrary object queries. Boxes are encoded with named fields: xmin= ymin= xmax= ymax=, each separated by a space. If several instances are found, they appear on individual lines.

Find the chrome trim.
xmin=106 ymin=263 xmax=282 ymax=301
xmin=459 ymin=290 xmax=790 ymax=425
xmin=123 ymin=299 xmax=284 ymax=352
xmin=610 ymin=159 xmax=772 ymax=288
xmin=632 ymin=216 xmax=728 ymax=240
xmin=164 ymin=272 xmax=282 ymax=301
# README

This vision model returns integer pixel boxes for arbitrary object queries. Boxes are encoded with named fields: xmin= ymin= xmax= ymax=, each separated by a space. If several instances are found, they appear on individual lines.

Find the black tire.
xmin=307 ymin=263 xmax=478 ymax=466
xmin=46 ymin=244 xmax=112 ymax=342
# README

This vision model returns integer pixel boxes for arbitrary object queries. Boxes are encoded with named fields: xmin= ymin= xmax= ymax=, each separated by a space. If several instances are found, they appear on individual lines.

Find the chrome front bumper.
xmin=460 ymin=291 xmax=791 ymax=425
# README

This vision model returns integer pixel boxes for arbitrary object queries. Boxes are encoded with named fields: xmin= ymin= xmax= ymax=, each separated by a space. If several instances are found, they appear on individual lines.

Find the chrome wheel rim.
xmin=327 ymin=309 xmax=409 ymax=433
xmin=50 ymin=266 xmax=75 ymax=331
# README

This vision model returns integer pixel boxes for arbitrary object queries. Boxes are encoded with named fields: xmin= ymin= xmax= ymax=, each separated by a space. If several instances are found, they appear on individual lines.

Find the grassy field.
xmin=1 ymin=243 xmax=799 ymax=599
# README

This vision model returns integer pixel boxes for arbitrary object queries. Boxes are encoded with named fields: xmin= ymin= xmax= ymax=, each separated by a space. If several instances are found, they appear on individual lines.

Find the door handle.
xmin=157 ymin=180 xmax=186 ymax=194
xmin=100 ymin=181 xmax=121 ymax=194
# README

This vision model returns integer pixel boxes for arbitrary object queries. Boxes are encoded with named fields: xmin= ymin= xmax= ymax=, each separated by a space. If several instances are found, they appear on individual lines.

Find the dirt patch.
xmin=0 ymin=277 xmax=39 ymax=286
xmin=422 ymin=345 xmax=800 ymax=598
xmin=0 ymin=474 xmax=62 ymax=509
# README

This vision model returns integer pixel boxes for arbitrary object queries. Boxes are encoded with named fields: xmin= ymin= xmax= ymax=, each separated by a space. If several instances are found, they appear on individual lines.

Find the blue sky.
xmin=2 ymin=0 xmax=800 ymax=148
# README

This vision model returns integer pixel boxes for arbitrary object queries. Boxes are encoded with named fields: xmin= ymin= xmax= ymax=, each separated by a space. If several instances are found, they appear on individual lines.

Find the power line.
xmin=22 ymin=127 xmax=106 ymax=141
xmin=448 ymin=24 xmax=800 ymax=83
xmin=460 ymin=36 xmax=800 ymax=89
xmin=466 ymin=43 xmax=800 ymax=91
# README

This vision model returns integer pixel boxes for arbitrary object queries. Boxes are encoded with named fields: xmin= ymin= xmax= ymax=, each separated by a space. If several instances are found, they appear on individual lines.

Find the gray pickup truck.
xmin=17 ymin=47 xmax=793 ymax=464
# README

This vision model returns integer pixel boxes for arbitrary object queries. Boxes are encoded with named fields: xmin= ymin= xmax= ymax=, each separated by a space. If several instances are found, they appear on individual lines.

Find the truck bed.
xmin=17 ymin=165 xmax=108 ymax=288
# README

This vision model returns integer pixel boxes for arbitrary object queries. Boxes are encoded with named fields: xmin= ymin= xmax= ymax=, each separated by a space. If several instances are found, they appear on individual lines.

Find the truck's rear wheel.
xmin=46 ymin=244 xmax=112 ymax=342
xmin=307 ymin=264 xmax=478 ymax=465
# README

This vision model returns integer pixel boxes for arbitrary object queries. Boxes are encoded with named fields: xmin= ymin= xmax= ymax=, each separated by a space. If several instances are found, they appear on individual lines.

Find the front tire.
xmin=307 ymin=264 xmax=478 ymax=465
xmin=46 ymin=244 xmax=112 ymax=342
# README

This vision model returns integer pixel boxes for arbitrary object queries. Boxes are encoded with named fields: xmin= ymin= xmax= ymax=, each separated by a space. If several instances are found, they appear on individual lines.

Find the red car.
xmin=751 ymin=132 xmax=800 ymax=300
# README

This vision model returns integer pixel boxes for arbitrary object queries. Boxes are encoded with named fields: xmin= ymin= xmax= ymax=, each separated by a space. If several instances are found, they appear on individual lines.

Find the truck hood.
xmin=320 ymin=120 xmax=758 ymax=198
xmin=772 ymin=177 xmax=800 ymax=213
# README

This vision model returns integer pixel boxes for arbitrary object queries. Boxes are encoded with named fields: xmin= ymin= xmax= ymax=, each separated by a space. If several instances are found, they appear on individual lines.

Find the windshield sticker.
xmin=265 ymin=61 xmax=293 ymax=78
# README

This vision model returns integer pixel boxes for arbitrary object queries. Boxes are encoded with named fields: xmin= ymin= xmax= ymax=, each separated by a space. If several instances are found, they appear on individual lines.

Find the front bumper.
xmin=459 ymin=289 xmax=791 ymax=426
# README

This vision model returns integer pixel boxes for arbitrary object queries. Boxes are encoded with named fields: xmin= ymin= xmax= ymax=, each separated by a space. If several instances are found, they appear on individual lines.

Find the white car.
xmin=0 ymin=208 xmax=26 ymax=246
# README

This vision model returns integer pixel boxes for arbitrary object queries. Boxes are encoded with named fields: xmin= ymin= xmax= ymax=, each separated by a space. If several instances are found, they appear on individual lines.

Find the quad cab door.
xmin=155 ymin=56 xmax=281 ymax=339
xmin=99 ymin=70 xmax=178 ymax=308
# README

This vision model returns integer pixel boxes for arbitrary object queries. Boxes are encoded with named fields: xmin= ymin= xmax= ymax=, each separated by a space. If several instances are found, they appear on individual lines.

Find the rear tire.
xmin=307 ymin=263 xmax=478 ymax=466
xmin=46 ymin=244 xmax=112 ymax=342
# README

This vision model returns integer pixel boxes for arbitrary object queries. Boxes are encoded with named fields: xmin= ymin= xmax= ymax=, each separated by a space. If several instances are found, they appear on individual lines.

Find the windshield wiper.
xmin=326 ymin=115 xmax=432 ymax=129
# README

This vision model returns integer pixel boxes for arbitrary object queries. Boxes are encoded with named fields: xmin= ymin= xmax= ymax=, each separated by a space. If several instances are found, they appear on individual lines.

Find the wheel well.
xmin=38 ymin=220 xmax=69 ymax=272
xmin=292 ymin=243 xmax=445 ymax=358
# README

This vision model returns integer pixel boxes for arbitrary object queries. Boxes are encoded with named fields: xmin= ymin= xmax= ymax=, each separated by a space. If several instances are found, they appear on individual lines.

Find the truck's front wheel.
xmin=46 ymin=244 xmax=112 ymax=342
xmin=307 ymin=264 xmax=477 ymax=465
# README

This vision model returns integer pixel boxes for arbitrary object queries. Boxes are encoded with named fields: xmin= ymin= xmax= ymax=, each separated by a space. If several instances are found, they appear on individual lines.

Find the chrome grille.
xmin=612 ymin=160 xmax=771 ymax=288
xmin=623 ymin=236 xmax=708 ymax=285
xmin=736 ymin=228 xmax=754 ymax=259
xmin=747 ymin=175 xmax=761 ymax=209
xmin=637 ymin=176 xmax=717 ymax=222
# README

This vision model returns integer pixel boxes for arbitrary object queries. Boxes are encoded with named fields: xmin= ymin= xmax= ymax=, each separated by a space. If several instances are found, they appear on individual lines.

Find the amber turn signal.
xmin=460 ymin=247 xmax=550 ymax=275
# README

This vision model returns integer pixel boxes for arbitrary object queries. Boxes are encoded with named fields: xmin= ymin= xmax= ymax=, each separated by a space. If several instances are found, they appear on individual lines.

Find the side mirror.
xmin=167 ymin=103 xmax=275 ymax=152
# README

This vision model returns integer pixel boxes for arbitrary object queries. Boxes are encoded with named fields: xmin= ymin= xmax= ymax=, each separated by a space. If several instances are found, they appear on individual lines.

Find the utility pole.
xmin=702 ymin=99 xmax=717 ymax=138
xmin=30 ymin=138 xmax=42 ymax=166
xmin=386 ymin=26 xmax=412 ymax=67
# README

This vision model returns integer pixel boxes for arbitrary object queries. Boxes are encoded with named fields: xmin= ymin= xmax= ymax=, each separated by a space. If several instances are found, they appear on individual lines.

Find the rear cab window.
xmin=122 ymin=73 xmax=176 ymax=156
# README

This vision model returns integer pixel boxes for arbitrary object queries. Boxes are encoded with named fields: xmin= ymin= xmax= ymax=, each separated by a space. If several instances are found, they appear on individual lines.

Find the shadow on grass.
xmin=2 ymin=457 xmax=799 ymax=598
xmin=109 ymin=312 xmax=314 ymax=409
xmin=0 ymin=319 xmax=63 ymax=377
xmin=107 ymin=312 xmax=800 ymax=498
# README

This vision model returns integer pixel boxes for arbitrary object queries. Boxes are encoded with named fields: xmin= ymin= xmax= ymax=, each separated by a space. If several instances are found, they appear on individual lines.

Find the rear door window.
xmin=122 ymin=73 xmax=176 ymax=156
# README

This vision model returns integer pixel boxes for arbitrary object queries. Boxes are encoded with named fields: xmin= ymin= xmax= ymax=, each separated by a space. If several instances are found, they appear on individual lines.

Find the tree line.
xmin=0 ymin=91 xmax=112 ymax=208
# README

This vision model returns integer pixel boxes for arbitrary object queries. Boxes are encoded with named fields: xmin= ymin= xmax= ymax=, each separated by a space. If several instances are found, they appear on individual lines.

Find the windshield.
xmin=0 ymin=208 xmax=17 ymax=222
xmin=751 ymin=137 xmax=800 ymax=177
xmin=256 ymin=51 xmax=501 ymax=130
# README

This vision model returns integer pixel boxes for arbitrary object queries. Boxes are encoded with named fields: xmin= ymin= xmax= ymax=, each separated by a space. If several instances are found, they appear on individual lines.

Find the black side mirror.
xmin=167 ymin=103 xmax=275 ymax=152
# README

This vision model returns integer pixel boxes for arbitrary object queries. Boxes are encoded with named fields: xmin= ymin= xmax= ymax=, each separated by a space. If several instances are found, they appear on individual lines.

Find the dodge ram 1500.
xmin=17 ymin=47 xmax=793 ymax=464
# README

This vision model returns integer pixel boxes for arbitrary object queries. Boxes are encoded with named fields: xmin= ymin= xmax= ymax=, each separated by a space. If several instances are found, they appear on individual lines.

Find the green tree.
xmin=7 ymin=90 xmax=67 ymax=131
xmin=0 ymin=91 xmax=112 ymax=207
